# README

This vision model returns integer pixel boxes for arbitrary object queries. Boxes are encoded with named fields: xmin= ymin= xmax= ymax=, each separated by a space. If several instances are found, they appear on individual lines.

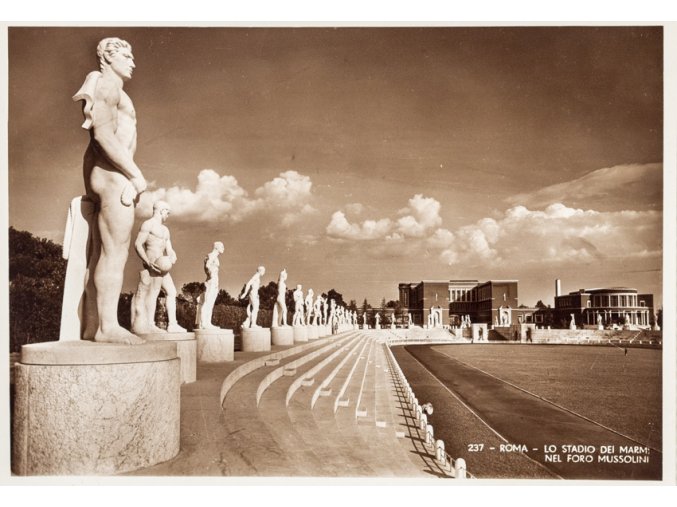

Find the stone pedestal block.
xmin=140 ymin=331 xmax=196 ymax=383
xmin=271 ymin=327 xmax=294 ymax=346
xmin=293 ymin=325 xmax=308 ymax=343
xmin=307 ymin=326 xmax=319 ymax=340
xmin=12 ymin=340 xmax=180 ymax=476
xmin=241 ymin=327 xmax=272 ymax=352
xmin=194 ymin=328 xmax=234 ymax=362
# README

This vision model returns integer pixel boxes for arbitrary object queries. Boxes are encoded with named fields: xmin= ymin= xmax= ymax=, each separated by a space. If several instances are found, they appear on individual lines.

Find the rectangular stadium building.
xmin=399 ymin=279 xmax=520 ymax=327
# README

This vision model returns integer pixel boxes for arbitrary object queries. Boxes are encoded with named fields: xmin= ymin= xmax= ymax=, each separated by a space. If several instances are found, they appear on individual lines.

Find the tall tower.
xmin=555 ymin=279 xmax=561 ymax=298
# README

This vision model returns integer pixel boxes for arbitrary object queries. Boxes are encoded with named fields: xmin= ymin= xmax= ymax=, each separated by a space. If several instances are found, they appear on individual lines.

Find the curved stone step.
xmin=257 ymin=341 xmax=365 ymax=476
xmin=287 ymin=334 xmax=363 ymax=406
xmin=310 ymin=335 xmax=368 ymax=409
xmin=333 ymin=335 xmax=373 ymax=413
xmin=257 ymin=332 xmax=359 ymax=406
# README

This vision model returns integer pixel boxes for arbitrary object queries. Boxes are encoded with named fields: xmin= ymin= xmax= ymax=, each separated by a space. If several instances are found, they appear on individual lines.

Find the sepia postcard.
xmin=1 ymin=23 xmax=675 ymax=487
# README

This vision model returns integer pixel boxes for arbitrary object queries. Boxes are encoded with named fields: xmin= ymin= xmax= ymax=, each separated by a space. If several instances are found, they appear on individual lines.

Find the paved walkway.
xmin=127 ymin=331 xmax=452 ymax=478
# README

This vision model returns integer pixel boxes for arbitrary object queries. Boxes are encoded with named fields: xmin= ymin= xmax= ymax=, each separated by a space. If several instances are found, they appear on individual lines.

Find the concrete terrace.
xmin=126 ymin=329 xmax=460 ymax=478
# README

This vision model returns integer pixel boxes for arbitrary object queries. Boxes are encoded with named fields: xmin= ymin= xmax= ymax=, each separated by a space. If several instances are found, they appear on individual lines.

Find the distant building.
xmin=553 ymin=287 xmax=654 ymax=328
xmin=399 ymin=279 xmax=521 ymax=326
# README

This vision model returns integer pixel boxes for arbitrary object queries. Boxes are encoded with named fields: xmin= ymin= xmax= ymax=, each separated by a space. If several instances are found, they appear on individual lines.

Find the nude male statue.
xmin=305 ymin=289 xmax=315 ymax=326
xmin=131 ymin=201 xmax=186 ymax=334
xmin=72 ymin=37 xmax=147 ymax=344
xmin=313 ymin=294 xmax=322 ymax=326
xmin=293 ymin=285 xmax=305 ymax=326
xmin=239 ymin=266 xmax=265 ymax=328
xmin=196 ymin=241 xmax=224 ymax=329
xmin=271 ymin=269 xmax=289 ymax=328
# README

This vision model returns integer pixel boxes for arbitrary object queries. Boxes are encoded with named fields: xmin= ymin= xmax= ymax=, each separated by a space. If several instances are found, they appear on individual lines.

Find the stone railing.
xmin=383 ymin=343 xmax=472 ymax=479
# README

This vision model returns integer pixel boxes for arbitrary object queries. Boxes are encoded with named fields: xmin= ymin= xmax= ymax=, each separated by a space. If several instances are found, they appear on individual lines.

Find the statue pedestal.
xmin=307 ymin=326 xmax=319 ymax=340
xmin=194 ymin=328 xmax=234 ymax=362
xmin=293 ymin=325 xmax=308 ymax=343
xmin=140 ymin=331 xmax=196 ymax=383
xmin=271 ymin=327 xmax=294 ymax=346
xmin=12 ymin=340 xmax=180 ymax=476
xmin=241 ymin=327 xmax=271 ymax=352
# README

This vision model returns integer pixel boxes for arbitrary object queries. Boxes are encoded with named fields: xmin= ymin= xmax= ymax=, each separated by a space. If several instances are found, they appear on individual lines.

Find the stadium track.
xmin=393 ymin=344 xmax=661 ymax=480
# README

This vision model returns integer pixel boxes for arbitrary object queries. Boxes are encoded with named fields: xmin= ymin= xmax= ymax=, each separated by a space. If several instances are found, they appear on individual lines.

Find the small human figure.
xmin=196 ymin=241 xmax=224 ymax=329
xmin=131 ymin=201 xmax=186 ymax=334
xmin=292 ymin=285 xmax=305 ymax=326
xmin=320 ymin=296 xmax=327 ymax=326
xmin=271 ymin=269 xmax=289 ymax=328
xmin=305 ymin=289 xmax=315 ymax=326
xmin=313 ymin=294 xmax=322 ymax=326
xmin=239 ymin=266 xmax=265 ymax=328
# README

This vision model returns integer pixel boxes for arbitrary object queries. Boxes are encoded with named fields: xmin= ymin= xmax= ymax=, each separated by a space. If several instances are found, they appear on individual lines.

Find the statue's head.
xmin=308 ymin=288 xmax=314 ymax=296
xmin=296 ymin=284 xmax=302 ymax=291
xmin=153 ymin=200 xmax=171 ymax=221
xmin=214 ymin=241 xmax=224 ymax=254
xmin=280 ymin=268 xmax=287 ymax=279
xmin=257 ymin=265 xmax=266 ymax=276
xmin=97 ymin=37 xmax=134 ymax=79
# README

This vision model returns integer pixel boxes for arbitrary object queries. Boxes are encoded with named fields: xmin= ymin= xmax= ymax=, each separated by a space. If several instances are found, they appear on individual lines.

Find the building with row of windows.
xmin=399 ymin=279 xmax=521 ymax=327
xmin=552 ymin=285 xmax=655 ymax=328
xmin=398 ymin=278 xmax=656 ymax=329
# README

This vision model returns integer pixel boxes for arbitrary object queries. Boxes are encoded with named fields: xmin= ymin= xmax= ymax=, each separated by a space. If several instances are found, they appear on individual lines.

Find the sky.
xmin=6 ymin=26 xmax=665 ymax=308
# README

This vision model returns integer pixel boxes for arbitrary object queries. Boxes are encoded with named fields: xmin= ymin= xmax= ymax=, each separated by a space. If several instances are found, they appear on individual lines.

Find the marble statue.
xmin=271 ymin=269 xmax=289 ymax=328
xmin=131 ymin=201 xmax=186 ymax=334
xmin=239 ymin=266 xmax=266 ymax=328
xmin=375 ymin=313 xmax=381 ymax=327
xmin=596 ymin=313 xmax=603 ymax=330
xmin=408 ymin=313 xmax=413 ymax=327
xmin=68 ymin=37 xmax=147 ymax=344
xmin=293 ymin=285 xmax=305 ymax=326
xmin=329 ymin=299 xmax=337 ymax=331
xmin=362 ymin=313 xmax=367 ymax=326
xmin=569 ymin=313 xmax=576 ymax=330
xmin=305 ymin=289 xmax=315 ymax=325
xmin=196 ymin=241 xmax=224 ymax=329
xmin=313 ymin=295 xmax=322 ymax=326
xmin=321 ymin=296 xmax=328 ymax=326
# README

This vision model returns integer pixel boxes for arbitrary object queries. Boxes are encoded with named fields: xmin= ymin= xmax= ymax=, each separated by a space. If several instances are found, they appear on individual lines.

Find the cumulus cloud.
xmin=326 ymin=194 xmax=443 ymax=243
xmin=396 ymin=194 xmax=443 ymax=237
xmin=325 ymin=193 xmax=660 ymax=268
xmin=137 ymin=169 xmax=316 ymax=225
xmin=326 ymin=211 xmax=392 ymax=241
xmin=508 ymin=163 xmax=662 ymax=211
xmin=438 ymin=203 xmax=661 ymax=267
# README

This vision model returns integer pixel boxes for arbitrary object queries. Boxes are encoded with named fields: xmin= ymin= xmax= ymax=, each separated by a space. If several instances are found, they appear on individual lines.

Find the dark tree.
xmin=8 ymin=227 xmax=66 ymax=351
xmin=215 ymin=289 xmax=238 ymax=306
xmin=325 ymin=289 xmax=345 ymax=308
xmin=258 ymin=281 xmax=278 ymax=310
xmin=181 ymin=281 xmax=206 ymax=304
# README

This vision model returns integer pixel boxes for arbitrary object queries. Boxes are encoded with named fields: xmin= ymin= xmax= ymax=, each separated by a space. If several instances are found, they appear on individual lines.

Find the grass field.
xmin=432 ymin=344 xmax=662 ymax=450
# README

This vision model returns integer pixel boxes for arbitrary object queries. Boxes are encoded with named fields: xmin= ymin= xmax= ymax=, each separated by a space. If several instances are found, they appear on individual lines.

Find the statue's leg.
xmin=251 ymin=300 xmax=260 ymax=327
xmin=272 ymin=303 xmax=279 ymax=328
xmin=164 ymin=275 xmax=186 ymax=332
xmin=93 ymin=188 xmax=143 ymax=344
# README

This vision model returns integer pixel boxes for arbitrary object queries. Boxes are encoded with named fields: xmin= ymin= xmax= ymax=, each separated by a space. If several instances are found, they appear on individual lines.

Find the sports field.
xmin=392 ymin=343 xmax=662 ymax=480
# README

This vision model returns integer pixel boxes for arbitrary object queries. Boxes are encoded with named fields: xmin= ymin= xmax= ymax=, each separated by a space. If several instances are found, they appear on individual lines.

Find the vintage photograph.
xmin=3 ymin=25 xmax=668 ymax=482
